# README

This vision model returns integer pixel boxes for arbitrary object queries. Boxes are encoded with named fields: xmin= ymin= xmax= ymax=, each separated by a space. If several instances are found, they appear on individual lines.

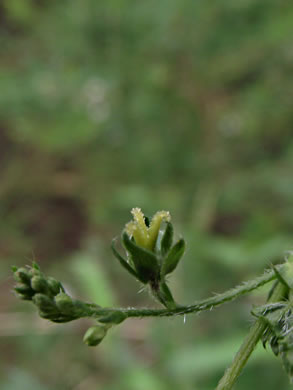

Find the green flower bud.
xmin=55 ymin=293 xmax=74 ymax=314
xmin=14 ymin=268 xmax=31 ymax=284
xmin=15 ymin=293 xmax=32 ymax=301
xmin=47 ymin=277 xmax=64 ymax=296
xmin=14 ymin=283 xmax=34 ymax=300
xmin=31 ymin=275 xmax=49 ymax=293
xmin=83 ymin=325 xmax=108 ymax=347
xmin=55 ymin=293 xmax=88 ymax=319
xmin=28 ymin=266 xmax=41 ymax=278
xmin=33 ymin=293 xmax=58 ymax=316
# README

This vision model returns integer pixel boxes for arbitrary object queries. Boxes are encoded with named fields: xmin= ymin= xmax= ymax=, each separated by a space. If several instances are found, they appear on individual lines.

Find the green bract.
xmin=122 ymin=231 xmax=160 ymax=283
xmin=162 ymin=238 xmax=186 ymax=276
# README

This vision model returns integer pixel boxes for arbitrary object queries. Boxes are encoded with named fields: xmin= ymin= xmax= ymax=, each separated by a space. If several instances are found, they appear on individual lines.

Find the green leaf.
xmin=160 ymin=222 xmax=173 ymax=257
xmin=111 ymin=239 xmax=145 ymax=282
xmin=122 ymin=232 xmax=160 ymax=283
xmin=162 ymin=239 xmax=185 ymax=276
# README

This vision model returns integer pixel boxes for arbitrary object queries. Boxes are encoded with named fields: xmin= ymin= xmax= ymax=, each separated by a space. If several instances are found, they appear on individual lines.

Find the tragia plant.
xmin=12 ymin=208 xmax=293 ymax=389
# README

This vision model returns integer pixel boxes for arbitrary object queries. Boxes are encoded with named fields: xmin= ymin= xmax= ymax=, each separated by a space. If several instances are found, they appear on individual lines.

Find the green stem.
xmin=216 ymin=282 xmax=287 ymax=390
xmin=84 ymin=267 xmax=278 ymax=319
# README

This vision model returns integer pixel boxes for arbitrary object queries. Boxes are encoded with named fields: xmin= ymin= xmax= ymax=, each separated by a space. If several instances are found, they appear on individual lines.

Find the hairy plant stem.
xmin=215 ymin=281 xmax=287 ymax=390
xmin=83 ymin=267 xmax=278 ymax=320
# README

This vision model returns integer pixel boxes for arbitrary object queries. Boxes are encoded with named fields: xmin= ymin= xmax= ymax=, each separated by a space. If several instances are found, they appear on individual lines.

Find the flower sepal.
xmin=161 ymin=238 xmax=186 ymax=277
xmin=122 ymin=231 xmax=160 ymax=283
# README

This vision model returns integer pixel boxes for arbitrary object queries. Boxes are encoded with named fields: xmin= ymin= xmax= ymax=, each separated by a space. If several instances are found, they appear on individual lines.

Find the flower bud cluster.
xmin=13 ymin=263 xmax=87 ymax=323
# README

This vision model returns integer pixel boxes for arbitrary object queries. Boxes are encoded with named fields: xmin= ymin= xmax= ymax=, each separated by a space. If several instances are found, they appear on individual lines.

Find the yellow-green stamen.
xmin=148 ymin=211 xmax=171 ymax=250
xmin=125 ymin=208 xmax=171 ymax=251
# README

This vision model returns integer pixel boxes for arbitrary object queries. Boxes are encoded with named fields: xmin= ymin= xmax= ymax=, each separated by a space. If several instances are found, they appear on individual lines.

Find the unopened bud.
xmin=33 ymin=293 xmax=58 ymax=316
xmin=47 ymin=277 xmax=63 ymax=296
xmin=14 ymin=268 xmax=31 ymax=284
xmin=31 ymin=275 xmax=49 ymax=293
xmin=28 ymin=267 xmax=41 ymax=278
xmin=14 ymin=283 xmax=34 ymax=300
xmin=83 ymin=325 xmax=108 ymax=347
xmin=55 ymin=293 xmax=74 ymax=314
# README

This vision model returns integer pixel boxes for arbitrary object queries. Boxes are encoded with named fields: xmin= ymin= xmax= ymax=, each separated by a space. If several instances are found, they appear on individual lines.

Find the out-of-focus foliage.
xmin=0 ymin=0 xmax=293 ymax=389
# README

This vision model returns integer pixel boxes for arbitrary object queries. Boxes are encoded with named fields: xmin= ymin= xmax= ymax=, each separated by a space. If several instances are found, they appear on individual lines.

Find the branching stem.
xmin=215 ymin=281 xmax=287 ymax=390
xmin=83 ymin=267 xmax=278 ymax=319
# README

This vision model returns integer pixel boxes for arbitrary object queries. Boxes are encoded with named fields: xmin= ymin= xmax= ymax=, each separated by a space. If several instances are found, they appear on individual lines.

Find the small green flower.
xmin=112 ymin=208 xmax=185 ymax=289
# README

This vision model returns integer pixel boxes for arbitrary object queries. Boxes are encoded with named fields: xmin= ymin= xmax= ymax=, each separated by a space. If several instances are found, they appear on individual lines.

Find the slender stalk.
xmin=84 ymin=267 xmax=278 ymax=319
xmin=216 ymin=282 xmax=287 ymax=390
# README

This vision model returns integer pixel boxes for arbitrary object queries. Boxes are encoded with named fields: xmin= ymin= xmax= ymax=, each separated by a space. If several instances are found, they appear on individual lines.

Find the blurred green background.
xmin=0 ymin=1 xmax=293 ymax=389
